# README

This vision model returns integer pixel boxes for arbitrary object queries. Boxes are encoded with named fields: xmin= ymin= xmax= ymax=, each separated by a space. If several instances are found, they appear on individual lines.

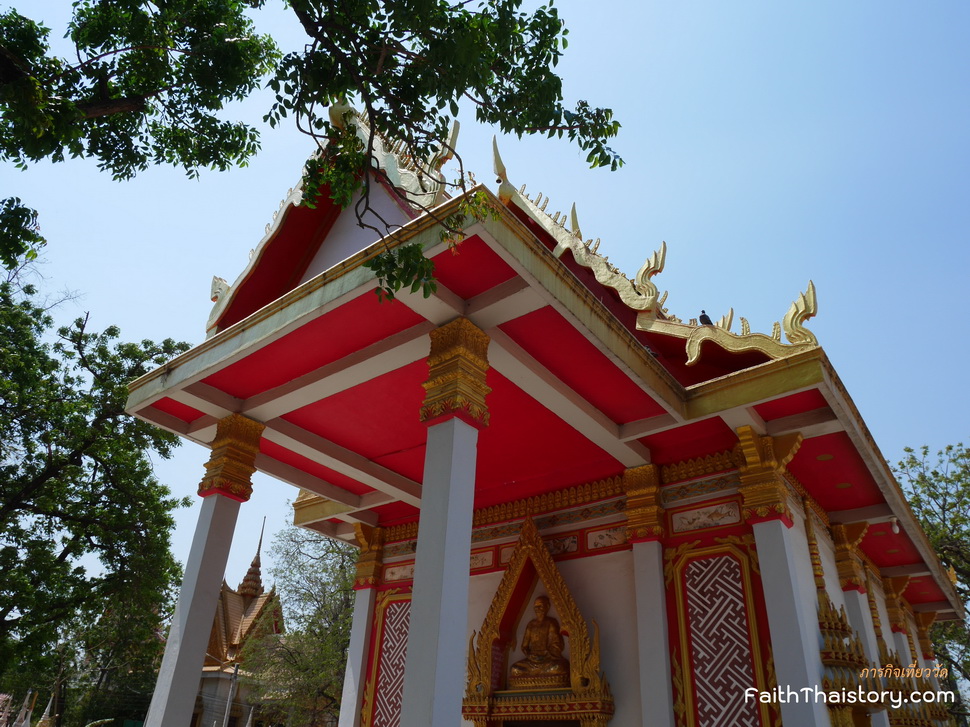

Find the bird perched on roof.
xmin=699 ymin=310 xmax=714 ymax=325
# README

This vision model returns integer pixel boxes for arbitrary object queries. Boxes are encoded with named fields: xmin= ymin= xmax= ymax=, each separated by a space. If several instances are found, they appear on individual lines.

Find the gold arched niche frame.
xmin=465 ymin=518 xmax=611 ymax=700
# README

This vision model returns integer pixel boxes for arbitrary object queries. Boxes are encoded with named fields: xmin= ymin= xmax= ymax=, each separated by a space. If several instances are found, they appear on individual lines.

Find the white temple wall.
xmin=557 ymin=550 xmax=640 ymax=726
xmin=299 ymin=185 xmax=411 ymax=283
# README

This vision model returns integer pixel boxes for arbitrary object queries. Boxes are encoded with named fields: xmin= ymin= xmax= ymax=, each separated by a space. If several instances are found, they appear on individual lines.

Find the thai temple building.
xmin=127 ymin=114 xmax=962 ymax=727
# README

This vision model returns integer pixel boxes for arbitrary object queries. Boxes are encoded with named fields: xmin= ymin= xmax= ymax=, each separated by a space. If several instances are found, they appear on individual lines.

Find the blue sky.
xmin=11 ymin=1 xmax=970 ymax=583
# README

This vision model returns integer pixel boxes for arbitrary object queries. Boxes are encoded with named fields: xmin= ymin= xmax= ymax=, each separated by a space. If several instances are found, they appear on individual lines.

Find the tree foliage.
xmin=243 ymin=525 xmax=356 ymax=727
xmin=1 ymin=0 xmax=621 ymax=289
xmin=0 ymin=274 xmax=190 ymax=694
xmin=896 ymin=444 xmax=970 ymax=722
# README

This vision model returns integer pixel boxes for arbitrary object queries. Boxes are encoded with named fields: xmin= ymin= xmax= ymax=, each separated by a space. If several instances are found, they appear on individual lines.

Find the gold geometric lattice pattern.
xmin=372 ymin=599 xmax=411 ymax=727
xmin=685 ymin=556 xmax=761 ymax=727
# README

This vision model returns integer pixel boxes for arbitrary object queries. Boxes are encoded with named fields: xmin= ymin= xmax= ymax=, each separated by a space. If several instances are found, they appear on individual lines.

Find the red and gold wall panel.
xmin=361 ymin=590 xmax=411 ymax=727
xmin=666 ymin=539 xmax=779 ymax=727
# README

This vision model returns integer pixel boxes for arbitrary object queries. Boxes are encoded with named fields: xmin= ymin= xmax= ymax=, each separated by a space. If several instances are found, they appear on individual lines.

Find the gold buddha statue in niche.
xmin=509 ymin=596 xmax=569 ymax=687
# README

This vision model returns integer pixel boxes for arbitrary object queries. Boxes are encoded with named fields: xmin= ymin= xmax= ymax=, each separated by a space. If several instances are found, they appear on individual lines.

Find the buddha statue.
xmin=509 ymin=596 xmax=569 ymax=686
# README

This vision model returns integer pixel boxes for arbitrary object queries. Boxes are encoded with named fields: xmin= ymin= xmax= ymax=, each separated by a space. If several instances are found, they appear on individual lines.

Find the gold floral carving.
xmin=624 ymin=465 xmax=664 ymax=541
xmin=660 ymin=449 xmax=739 ymax=485
xmin=353 ymin=523 xmax=384 ymax=588
xmin=419 ymin=317 xmax=491 ymax=427
xmin=763 ymin=655 xmax=783 ymax=727
xmin=474 ymin=476 xmax=624 ymax=528
xmin=735 ymin=426 xmax=802 ymax=525
xmin=784 ymin=472 xmax=829 ymax=526
xmin=803 ymin=504 xmax=828 ymax=591
xmin=831 ymin=523 xmax=869 ymax=592
xmin=807 ymin=506 xmax=871 ymax=722
xmin=670 ymin=651 xmax=688 ymax=727
xmin=197 ymin=414 xmax=265 ymax=502
xmin=883 ymin=576 xmax=911 ymax=634
xmin=464 ymin=519 xmax=613 ymax=724
xmin=864 ymin=568 xmax=889 ymax=655
xmin=382 ymin=475 xmax=625 ymax=546
xmin=713 ymin=535 xmax=760 ymax=574
xmin=663 ymin=540 xmax=700 ymax=586
xmin=383 ymin=520 xmax=419 ymax=544
xmin=915 ymin=613 xmax=936 ymax=661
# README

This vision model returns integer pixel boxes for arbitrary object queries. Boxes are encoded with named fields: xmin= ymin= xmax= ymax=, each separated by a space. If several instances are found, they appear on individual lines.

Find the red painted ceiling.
xmin=431 ymin=235 xmax=516 ymax=299
xmin=754 ymin=389 xmax=829 ymax=421
xmin=203 ymin=294 xmax=424 ymax=400
xmin=260 ymin=438 xmax=375 ymax=498
xmin=788 ymin=432 xmax=883 ymax=511
xmin=279 ymin=360 xmax=623 ymax=520
xmin=151 ymin=397 xmax=205 ymax=423
xmin=500 ymin=306 xmax=666 ymax=424
xmin=639 ymin=417 xmax=739 ymax=466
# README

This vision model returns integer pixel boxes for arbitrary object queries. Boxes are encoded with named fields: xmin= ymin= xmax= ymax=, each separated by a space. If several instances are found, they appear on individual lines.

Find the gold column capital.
xmin=353 ymin=523 xmax=385 ymax=589
xmin=420 ymin=317 xmax=491 ymax=428
xmin=831 ymin=523 xmax=869 ymax=592
xmin=624 ymin=465 xmax=664 ymax=541
xmin=198 ymin=413 xmax=265 ymax=502
xmin=915 ymin=612 xmax=937 ymax=661
xmin=735 ymin=426 xmax=802 ymax=526
xmin=883 ymin=576 xmax=911 ymax=634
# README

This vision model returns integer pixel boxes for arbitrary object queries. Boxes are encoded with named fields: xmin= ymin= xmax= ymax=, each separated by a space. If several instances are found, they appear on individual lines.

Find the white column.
xmin=842 ymin=591 xmax=891 ymax=727
xmin=752 ymin=518 xmax=830 ymax=726
xmin=338 ymin=587 xmax=377 ymax=727
xmin=843 ymin=590 xmax=880 ymax=664
xmin=892 ymin=629 xmax=914 ymax=669
xmin=400 ymin=418 xmax=479 ymax=727
xmin=632 ymin=540 xmax=675 ymax=727
xmin=145 ymin=494 xmax=240 ymax=727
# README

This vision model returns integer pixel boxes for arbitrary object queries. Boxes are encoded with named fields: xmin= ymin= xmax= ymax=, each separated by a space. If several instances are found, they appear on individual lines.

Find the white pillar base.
xmin=752 ymin=518 xmax=830 ymax=726
xmin=338 ymin=587 xmax=377 ymax=727
xmin=400 ymin=418 xmax=479 ymax=727
xmin=632 ymin=540 xmax=675 ymax=727
xmin=145 ymin=495 xmax=240 ymax=727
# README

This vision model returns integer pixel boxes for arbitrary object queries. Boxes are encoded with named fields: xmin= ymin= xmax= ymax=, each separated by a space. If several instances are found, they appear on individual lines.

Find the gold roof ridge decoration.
xmin=491 ymin=141 xmax=820 ymax=366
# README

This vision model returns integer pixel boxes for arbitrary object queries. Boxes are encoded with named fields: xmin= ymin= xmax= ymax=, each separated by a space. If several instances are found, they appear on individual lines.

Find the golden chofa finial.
xmin=492 ymin=136 xmax=514 ymax=205
xmin=570 ymin=203 xmax=582 ymax=239
xmin=782 ymin=280 xmax=818 ymax=345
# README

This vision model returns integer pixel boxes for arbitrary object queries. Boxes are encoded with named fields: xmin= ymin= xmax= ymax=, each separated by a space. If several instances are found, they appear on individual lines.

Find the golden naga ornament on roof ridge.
xmin=493 ymin=139 xmax=669 ymax=317
xmin=490 ymin=141 xmax=820 ymax=365
xmin=677 ymin=281 xmax=819 ymax=365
